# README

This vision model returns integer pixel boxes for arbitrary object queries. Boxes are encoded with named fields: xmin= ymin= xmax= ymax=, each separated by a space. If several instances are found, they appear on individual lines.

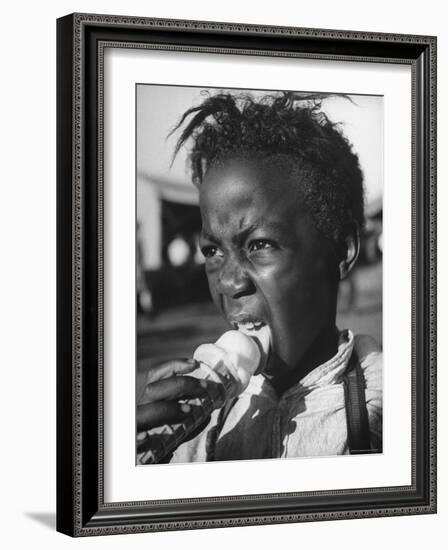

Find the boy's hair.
xmin=171 ymin=91 xmax=364 ymax=241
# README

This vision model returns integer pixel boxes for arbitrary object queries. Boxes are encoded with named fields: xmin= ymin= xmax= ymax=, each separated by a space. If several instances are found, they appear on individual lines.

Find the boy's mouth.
xmin=233 ymin=320 xmax=267 ymax=333
xmin=228 ymin=313 xmax=267 ymax=334
xmin=229 ymin=316 xmax=272 ymax=370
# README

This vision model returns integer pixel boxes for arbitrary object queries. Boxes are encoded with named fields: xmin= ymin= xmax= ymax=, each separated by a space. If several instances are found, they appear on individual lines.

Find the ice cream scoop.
xmin=192 ymin=329 xmax=269 ymax=397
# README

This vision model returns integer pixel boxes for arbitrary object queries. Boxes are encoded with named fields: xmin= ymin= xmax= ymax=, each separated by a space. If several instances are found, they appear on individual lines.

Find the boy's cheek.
xmin=206 ymin=278 xmax=221 ymax=308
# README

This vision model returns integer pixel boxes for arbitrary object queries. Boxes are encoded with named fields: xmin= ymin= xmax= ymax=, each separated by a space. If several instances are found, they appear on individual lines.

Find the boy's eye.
xmin=201 ymin=245 xmax=224 ymax=259
xmin=248 ymin=239 xmax=275 ymax=253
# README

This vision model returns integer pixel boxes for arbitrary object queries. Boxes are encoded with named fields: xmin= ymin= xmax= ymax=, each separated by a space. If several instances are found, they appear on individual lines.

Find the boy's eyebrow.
xmin=201 ymin=221 xmax=286 ymax=245
xmin=244 ymin=220 xmax=286 ymax=234
xmin=200 ymin=229 xmax=221 ymax=244
xmin=234 ymin=220 xmax=288 ymax=241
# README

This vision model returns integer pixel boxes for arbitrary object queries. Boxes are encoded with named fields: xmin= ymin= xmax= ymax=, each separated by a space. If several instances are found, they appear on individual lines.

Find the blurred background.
xmin=136 ymin=85 xmax=383 ymax=393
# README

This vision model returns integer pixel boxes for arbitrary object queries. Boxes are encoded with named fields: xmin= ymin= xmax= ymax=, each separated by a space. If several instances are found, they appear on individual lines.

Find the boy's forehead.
xmin=200 ymin=159 xmax=301 ymax=205
xmin=199 ymin=160 xmax=313 ymax=237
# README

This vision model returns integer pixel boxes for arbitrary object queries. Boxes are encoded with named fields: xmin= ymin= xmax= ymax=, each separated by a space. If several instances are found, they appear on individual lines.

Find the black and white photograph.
xmin=53 ymin=11 xmax=436 ymax=539
xmin=135 ymin=85 xmax=384 ymax=465
xmin=1 ymin=0 xmax=442 ymax=544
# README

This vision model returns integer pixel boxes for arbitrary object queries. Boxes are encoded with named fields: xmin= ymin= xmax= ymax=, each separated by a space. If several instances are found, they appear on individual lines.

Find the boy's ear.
xmin=338 ymin=222 xmax=360 ymax=280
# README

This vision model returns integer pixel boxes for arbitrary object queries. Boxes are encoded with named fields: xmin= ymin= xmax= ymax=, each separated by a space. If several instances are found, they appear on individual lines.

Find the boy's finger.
xmin=139 ymin=375 xmax=208 ymax=405
xmin=137 ymin=400 xmax=192 ymax=431
xmin=146 ymin=358 xmax=198 ymax=384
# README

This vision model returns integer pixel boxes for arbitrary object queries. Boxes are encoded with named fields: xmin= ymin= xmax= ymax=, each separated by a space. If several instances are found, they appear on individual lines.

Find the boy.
xmin=137 ymin=91 xmax=382 ymax=462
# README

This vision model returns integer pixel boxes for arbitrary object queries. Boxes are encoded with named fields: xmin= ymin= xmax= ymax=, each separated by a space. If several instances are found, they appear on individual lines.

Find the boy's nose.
xmin=216 ymin=256 xmax=254 ymax=299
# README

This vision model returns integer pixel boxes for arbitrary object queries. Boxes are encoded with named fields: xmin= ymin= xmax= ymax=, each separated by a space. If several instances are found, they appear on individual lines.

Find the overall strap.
xmin=343 ymin=349 xmax=371 ymax=454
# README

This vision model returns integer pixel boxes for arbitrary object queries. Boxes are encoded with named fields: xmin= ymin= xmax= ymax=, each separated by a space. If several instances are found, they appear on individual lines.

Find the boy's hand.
xmin=137 ymin=358 xmax=209 ymax=434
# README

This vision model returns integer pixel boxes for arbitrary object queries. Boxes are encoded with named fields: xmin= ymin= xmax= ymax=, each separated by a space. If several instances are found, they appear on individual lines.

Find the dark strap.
xmin=343 ymin=350 xmax=372 ymax=454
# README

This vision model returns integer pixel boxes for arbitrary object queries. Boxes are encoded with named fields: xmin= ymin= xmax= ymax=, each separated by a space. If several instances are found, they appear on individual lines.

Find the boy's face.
xmin=199 ymin=160 xmax=339 ymax=378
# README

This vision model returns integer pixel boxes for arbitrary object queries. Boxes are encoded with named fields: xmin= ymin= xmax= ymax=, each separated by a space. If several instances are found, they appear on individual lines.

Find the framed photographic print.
xmin=56 ymin=13 xmax=437 ymax=536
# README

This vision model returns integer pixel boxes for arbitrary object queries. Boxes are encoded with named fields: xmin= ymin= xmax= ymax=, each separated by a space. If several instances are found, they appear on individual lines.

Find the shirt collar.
xmin=245 ymin=329 xmax=354 ymax=398
xmin=297 ymin=329 xmax=354 ymax=389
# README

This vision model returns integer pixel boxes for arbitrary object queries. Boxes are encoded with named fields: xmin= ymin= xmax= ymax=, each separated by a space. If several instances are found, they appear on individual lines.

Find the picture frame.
xmin=56 ymin=12 xmax=437 ymax=536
